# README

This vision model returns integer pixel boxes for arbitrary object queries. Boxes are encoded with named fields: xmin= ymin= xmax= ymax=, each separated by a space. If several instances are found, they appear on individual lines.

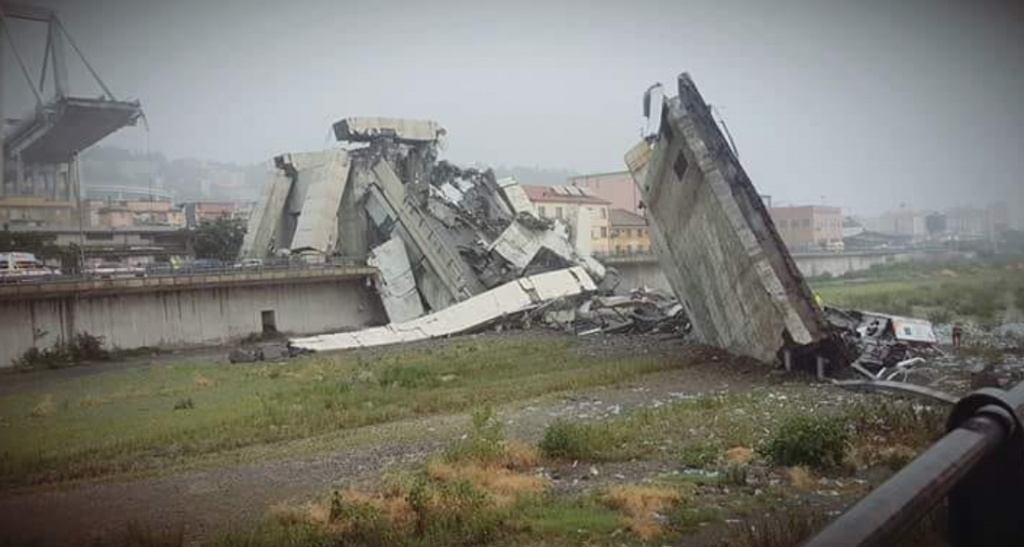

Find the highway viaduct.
xmin=0 ymin=266 xmax=384 ymax=368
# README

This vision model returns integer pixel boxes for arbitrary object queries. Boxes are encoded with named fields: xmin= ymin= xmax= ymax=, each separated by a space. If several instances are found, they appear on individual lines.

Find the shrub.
xmin=845 ymin=402 xmax=945 ymax=470
xmin=678 ymin=442 xmax=719 ymax=468
xmin=539 ymin=420 xmax=617 ymax=461
xmin=173 ymin=398 xmax=195 ymax=411
xmin=330 ymin=493 xmax=398 ymax=547
xmin=446 ymin=406 xmax=507 ymax=465
xmin=717 ymin=509 xmax=829 ymax=547
xmin=12 ymin=332 xmax=111 ymax=370
xmin=407 ymin=476 xmax=502 ymax=545
xmin=762 ymin=415 xmax=849 ymax=470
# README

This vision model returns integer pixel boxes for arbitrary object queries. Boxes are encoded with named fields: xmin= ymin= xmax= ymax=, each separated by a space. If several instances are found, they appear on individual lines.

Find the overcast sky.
xmin=2 ymin=0 xmax=1022 ymax=218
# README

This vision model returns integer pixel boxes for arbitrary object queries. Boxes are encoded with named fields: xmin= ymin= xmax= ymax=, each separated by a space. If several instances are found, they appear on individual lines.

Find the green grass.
xmin=512 ymin=496 xmax=623 ymax=537
xmin=0 ymin=337 xmax=687 ymax=487
xmin=537 ymin=392 xmax=774 ymax=464
xmin=812 ymin=263 xmax=1023 ymax=322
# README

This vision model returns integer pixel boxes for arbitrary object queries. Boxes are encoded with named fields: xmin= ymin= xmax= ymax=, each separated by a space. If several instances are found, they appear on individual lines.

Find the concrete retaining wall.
xmin=608 ymin=250 xmax=973 ymax=293
xmin=0 ymin=280 xmax=384 ymax=368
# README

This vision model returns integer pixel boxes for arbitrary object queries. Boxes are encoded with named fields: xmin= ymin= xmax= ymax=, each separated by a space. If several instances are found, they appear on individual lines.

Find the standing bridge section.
xmin=0 ymin=1 xmax=142 ymax=200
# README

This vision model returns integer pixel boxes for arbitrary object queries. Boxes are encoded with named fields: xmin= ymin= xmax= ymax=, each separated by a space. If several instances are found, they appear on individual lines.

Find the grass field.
xmin=811 ymin=260 xmax=1024 ymax=323
xmin=199 ymin=387 xmax=946 ymax=547
xmin=0 ymin=336 xmax=688 ymax=487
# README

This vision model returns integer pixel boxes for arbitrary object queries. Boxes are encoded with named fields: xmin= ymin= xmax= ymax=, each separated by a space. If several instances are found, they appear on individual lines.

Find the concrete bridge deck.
xmin=0 ymin=265 xmax=378 ymax=300
xmin=0 ymin=266 xmax=385 ymax=368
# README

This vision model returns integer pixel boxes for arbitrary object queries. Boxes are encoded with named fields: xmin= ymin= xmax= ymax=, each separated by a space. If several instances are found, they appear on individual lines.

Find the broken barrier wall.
xmin=627 ymin=74 xmax=831 ymax=364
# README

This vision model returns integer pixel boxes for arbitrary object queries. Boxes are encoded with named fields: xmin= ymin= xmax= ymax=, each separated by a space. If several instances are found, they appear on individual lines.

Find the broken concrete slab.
xmin=367 ymin=235 xmax=425 ymax=323
xmin=289 ymin=150 xmax=351 ymax=255
xmin=239 ymin=150 xmax=350 ymax=259
xmin=290 ymin=266 xmax=596 ymax=352
xmin=333 ymin=117 xmax=444 ymax=144
xmin=626 ymin=74 xmax=841 ymax=365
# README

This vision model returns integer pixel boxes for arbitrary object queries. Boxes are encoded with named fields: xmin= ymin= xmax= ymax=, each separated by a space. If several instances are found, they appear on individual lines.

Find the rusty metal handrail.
xmin=801 ymin=383 xmax=1024 ymax=547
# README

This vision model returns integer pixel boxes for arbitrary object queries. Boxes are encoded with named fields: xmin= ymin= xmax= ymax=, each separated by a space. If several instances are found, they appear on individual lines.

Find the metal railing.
xmin=802 ymin=382 xmax=1024 ymax=547
xmin=0 ymin=256 xmax=370 ymax=285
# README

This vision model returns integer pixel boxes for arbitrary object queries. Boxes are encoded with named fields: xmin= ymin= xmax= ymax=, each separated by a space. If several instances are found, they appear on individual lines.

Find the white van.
xmin=0 ymin=252 xmax=52 ymax=282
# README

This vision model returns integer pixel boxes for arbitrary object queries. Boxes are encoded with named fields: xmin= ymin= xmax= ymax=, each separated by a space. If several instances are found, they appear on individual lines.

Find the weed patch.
xmin=29 ymin=394 xmax=57 ymax=418
xmin=602 ymin=484 xmax=686 ymax=539
xmin=716 ymin=509 xmax=829 ymax=547
xmin=539 ymin=420 xmax=622 ymax=461
xmin=762 ymin=415 xmax=849 ymax=470
xmin=679 ymin=442 xmax=720 ymax=468
xmin=13 ymin=332 xmax=111 ymax=370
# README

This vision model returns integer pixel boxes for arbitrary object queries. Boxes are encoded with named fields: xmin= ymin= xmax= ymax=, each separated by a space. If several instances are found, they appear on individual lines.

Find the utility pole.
xmin=73 ymin=151 xmax=84 ymax=272
xmin=0 ymin=18 xmax=6 ymax=197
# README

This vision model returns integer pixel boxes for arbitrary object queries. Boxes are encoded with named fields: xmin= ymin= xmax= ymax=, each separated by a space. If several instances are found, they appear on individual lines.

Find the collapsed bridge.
xmin=241 ymin=117 xmax=609 ymax=324
xmin=625 ymin=73 xmax=851 ymax=369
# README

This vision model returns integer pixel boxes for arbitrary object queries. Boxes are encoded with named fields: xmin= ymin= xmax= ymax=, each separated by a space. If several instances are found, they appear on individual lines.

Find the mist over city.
xmin=1 ymin=1 xmax=1023 ymax=546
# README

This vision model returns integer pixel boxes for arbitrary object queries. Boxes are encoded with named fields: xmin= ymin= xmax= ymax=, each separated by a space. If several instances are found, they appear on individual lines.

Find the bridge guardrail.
xmin=0 ymin=256 xmax=371 ymax=286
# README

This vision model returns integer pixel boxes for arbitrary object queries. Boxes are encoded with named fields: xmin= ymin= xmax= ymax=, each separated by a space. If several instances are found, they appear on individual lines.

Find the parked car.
xmin=191 ymin=259 xmax=225 ymax=271
xmin=233 ymin=258 xmax=263 ymax=270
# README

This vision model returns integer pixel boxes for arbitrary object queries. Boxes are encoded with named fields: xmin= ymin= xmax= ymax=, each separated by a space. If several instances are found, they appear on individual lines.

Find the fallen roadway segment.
xmin=290 ymin=266 xmax=596 ymax=352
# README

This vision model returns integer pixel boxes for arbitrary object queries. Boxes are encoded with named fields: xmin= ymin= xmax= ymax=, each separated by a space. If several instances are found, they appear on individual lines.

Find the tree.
xmin=192 ymin=217 xmax=246 ymax=262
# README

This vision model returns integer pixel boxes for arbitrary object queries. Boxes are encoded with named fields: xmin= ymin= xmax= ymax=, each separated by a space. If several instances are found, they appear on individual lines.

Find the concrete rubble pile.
xmin=533 ymin=287 xmax=691 ymax=336
xmin=240 ymin=117 xmax=609 ymax=326
xmin=236 ymin=117 xmax=614 ymax=353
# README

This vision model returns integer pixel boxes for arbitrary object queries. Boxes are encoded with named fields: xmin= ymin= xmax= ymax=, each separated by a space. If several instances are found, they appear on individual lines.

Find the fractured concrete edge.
xmin=290 ymin=266 xmax=597 ymax=352
xmin=367 ymin=235 xmax=425 ymax=323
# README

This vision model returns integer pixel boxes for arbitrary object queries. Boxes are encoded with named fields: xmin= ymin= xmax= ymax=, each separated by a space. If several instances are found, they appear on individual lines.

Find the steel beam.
xmin=0 ymin=2 xmax=54 ymax=22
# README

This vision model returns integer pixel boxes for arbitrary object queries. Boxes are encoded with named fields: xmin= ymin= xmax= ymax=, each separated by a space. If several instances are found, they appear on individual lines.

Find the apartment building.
xmin=770 ymin=205 xmax=843 ymax=252
xmin=523 ymin=185 xmax=612 ymax=255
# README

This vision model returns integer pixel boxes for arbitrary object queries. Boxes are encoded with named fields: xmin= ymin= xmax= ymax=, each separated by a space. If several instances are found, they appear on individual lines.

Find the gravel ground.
xmin=0 ymin=332 xmax=770 ymax=547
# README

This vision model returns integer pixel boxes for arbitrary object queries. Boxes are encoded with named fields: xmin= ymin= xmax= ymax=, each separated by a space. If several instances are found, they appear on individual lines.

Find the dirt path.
xmin=0 ymin=359 xmax=770 ymax=547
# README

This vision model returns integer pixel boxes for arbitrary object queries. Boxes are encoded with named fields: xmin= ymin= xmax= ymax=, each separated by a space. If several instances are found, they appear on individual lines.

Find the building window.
xmin=600 ymin=227 xmax=608 ymax=238
xmin=600 ymin=208 xmax=607 ymax=219
xmin=538 ymin=206 xmax=546 ymax=218
xmin=556 ymin=207 xmax=563 ymax=219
